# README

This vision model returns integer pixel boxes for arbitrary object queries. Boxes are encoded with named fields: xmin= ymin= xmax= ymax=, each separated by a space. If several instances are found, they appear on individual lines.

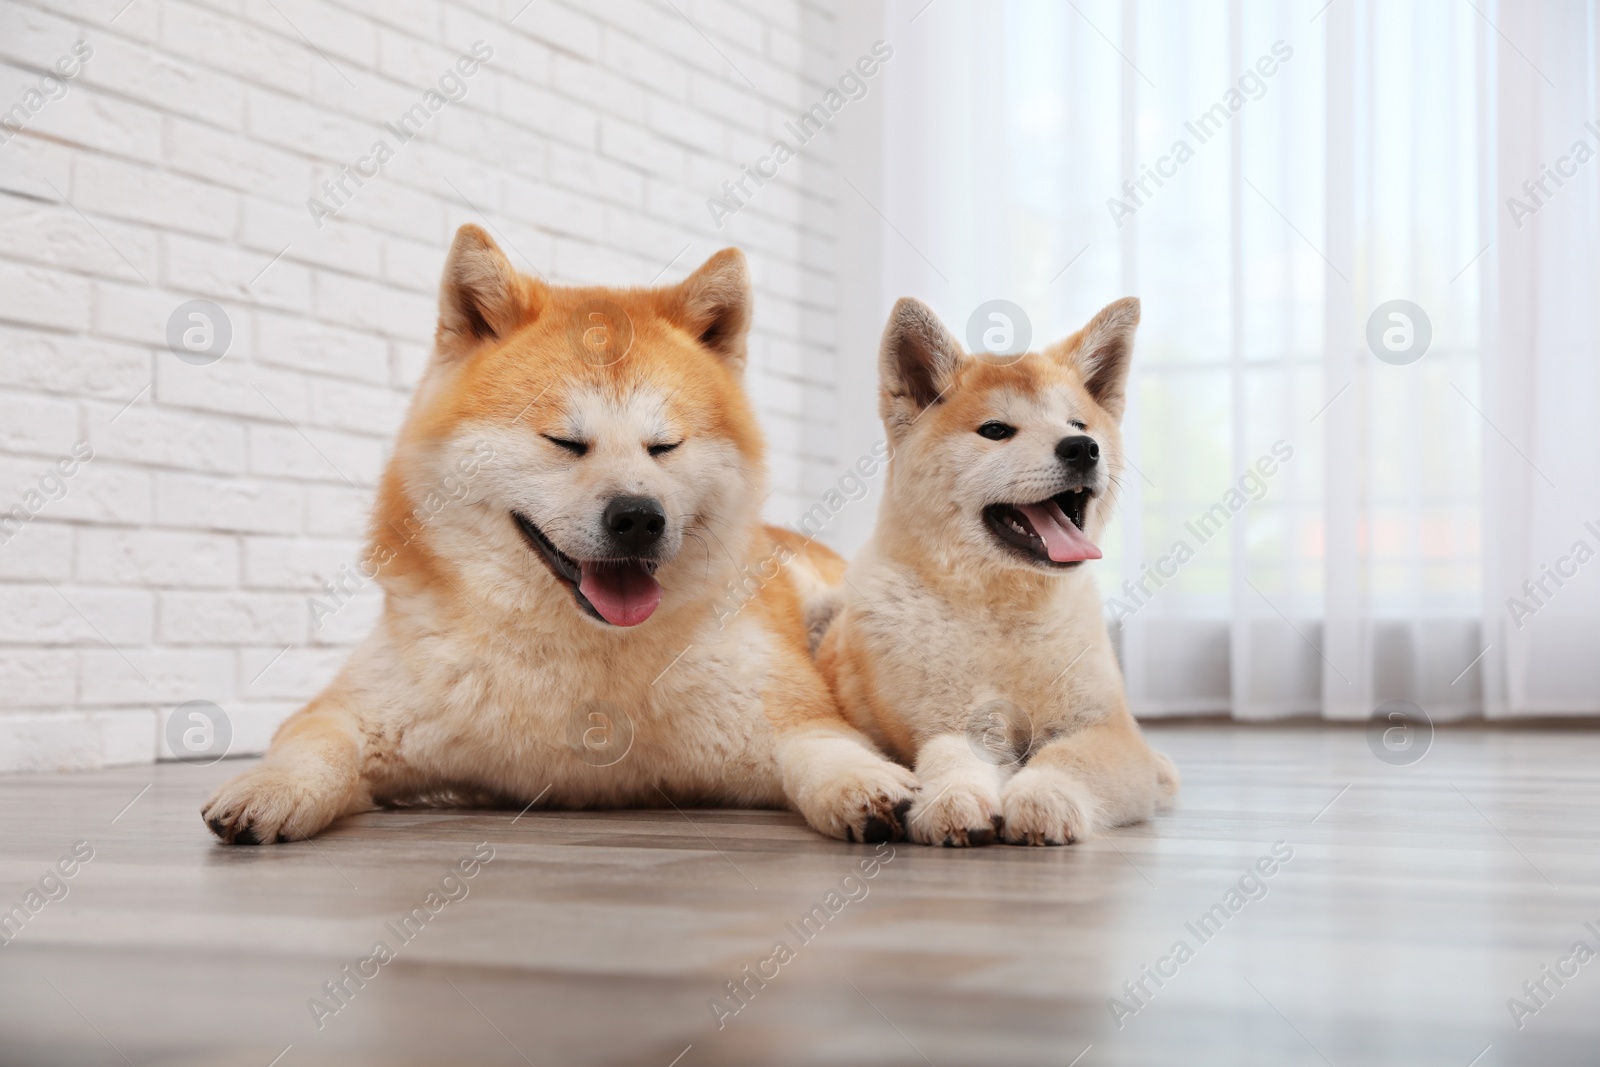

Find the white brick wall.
xmin=0 ymin=0 xmax=856 ymax=771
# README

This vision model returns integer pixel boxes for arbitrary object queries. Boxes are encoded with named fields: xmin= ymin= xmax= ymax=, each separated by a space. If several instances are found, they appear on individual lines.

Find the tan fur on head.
xmin=879 ymin=296 xmax=967 ymax=423
xmin=435 ymin=224 xmax=544 ymax=361
xmin=865 ymin=300 xmax=1135 ymax=594
xmin=819 ymin=295 xmax=1178 ymax=848
xmin=201 ymin=226 xmax=917 ymax=848
xmin=669 ymin=247 xmax=752 ymax=373
xmin=1045 ymin=295 xmax=1139 ymax=420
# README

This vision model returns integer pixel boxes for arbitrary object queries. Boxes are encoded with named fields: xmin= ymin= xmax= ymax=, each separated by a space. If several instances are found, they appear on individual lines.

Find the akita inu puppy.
xmin=202 ymin=225 xmax=916 ymax=845
xmin=817 ymin=297 xmax=1177 ymax=846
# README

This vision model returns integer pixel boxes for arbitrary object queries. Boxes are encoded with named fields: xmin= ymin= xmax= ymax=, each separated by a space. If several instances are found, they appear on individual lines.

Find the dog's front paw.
xmin=1000 ymin=766 xmax=1102 ymax=846
xmin=784 ymin=736 xmax=919 ymax=844
xmin=908 ymin=781 xmax=1003 ymax=847
xmin=1153 ymin=750 xmax=1181 ymax=802
xmin=201 ymin=766 xmax=341 ymax=845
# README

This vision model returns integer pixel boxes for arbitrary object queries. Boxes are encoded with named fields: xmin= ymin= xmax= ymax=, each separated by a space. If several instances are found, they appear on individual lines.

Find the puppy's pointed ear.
xmin=879 ymin=297 xmax=965 ymax=425
xmin=668 ymin=248 xmax=751 ymax=372
xmin=1051 ymin=297 xmax=1139 ymax=421
xmin=435 ymin=224 xmax=541 ymax=362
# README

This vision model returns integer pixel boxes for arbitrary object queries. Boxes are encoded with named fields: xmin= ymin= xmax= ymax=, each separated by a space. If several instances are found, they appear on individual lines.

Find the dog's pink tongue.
xmin=578 ymin=562 xmax=662 ymax=626
xmin=1016 ymin=501 xmax=1102 ymax=563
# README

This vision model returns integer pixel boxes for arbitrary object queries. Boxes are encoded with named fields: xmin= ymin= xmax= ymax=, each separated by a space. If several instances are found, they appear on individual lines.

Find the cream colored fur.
xmin=818 ymin=297 xmax=1179 ymax=847
xmin=202 ymin=227 xmax=916 ymax=846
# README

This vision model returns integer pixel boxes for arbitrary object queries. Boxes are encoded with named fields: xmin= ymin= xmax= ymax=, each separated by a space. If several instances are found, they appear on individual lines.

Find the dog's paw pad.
xmin=203 ymin=803 xmax=271 ymax=846
xmin=1000 ymin=767 xmax=1101 ymax=846
xmin=201 ymin=767 xmax=339 ymax=846
xmin=202 ymin=802 xmax=276 ymax=846
xmin=909 ymin=783 xmax=1003 ymax=847
xmin=857 ymin=795 xmax=916 ymax=843
xmin=960 ymin=815 xmax=1005 ymax=847
xmin=861 ymin=813 xmax=898 ymax=844
xmin=798 ymin=756 xmax=919 ymax=844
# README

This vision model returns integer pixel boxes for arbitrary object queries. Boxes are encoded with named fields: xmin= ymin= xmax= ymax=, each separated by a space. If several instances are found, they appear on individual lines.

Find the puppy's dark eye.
xmin=1070 ymin=419 xmax=1088 ymax=431
xmin=648 ymin=441 xmax=681 ymax=457
xmin=542 ymin=435 xmax=587 ymax=456
xmin=977 ymin=421 xmax=1016 ymax=441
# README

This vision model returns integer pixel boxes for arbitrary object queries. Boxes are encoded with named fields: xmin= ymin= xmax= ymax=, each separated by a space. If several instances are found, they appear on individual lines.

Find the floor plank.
xmin=1 ymin=722 xmax=1597 ymax=1066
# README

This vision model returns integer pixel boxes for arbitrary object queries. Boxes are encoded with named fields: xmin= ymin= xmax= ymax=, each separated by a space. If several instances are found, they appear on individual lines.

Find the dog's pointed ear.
xmin=1051 ymin=297 xmax=1139 ymax=421
xmin=668 ymin=248 xmax=751 ymax=372
xmin=879 ymin=297 xmax=965 ymax=424
xmin=435 ymin=224 xmax=541 ymax=362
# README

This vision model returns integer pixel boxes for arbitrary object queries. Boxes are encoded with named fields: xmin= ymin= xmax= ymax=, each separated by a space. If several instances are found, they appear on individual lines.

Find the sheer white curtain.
xmin=868 ymin=0 xmax=1600 ymax=719
xmin=1486 ymin=0 xmax=1600 ymax=716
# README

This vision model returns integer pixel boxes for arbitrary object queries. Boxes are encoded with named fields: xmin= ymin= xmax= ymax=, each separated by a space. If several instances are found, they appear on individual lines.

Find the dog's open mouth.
xmin=512 ymin=512 xmax=662 ymax=627
xmin=982 ymin=490 xmax=1102 ymax=567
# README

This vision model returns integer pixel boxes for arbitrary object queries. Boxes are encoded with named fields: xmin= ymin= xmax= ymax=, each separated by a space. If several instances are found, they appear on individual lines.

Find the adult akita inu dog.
xmin=818 ymin=297 xmax=1177 ymax=846
xmin=202 ymin=225 xmax=916 ymax=845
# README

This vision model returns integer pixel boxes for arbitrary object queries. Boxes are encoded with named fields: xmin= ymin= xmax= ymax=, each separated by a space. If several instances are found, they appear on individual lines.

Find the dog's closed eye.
xmin=542 ymin=435 xmax=588 ymax=456
xmin=648 ymin=441 xmax=682 ymax=457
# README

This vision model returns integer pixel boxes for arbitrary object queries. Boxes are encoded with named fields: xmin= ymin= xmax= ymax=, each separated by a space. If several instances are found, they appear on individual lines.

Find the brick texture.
xmin=0 ymin=0 xmax=850 ymax=771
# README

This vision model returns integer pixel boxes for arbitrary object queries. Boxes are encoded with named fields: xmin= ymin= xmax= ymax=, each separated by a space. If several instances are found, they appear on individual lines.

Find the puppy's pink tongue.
xmin=1016 ymin=501 xmax=1102 ymax=563
xmin=578 ymin=561 xmax=662 ymax=626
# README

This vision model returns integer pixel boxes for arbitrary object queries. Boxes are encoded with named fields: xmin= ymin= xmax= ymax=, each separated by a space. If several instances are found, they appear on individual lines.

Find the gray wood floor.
xmin=1 ymin=721 xmax=1597 ymax=1067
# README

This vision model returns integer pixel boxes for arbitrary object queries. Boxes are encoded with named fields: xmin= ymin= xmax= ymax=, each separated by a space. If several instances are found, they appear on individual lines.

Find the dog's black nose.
xmin=1056 ymin=435 xmax=1100 ymax=472
xmin=603 ymin=495 xmax=666 ymax=554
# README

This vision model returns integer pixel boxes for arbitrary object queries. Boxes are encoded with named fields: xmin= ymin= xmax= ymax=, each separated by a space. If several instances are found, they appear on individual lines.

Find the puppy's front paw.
xmin=908 ymin=782 xmax=1003 ymax=847
xmin=201 ymin=766 xmax=341 ymax=845
xmin=1000 ymin=766 xmax=1102 ymax=846
xmin=1153 ymin=750 xmax=1181 ymax=803
xmin=785 ymin=737 xmax=919 ymax=844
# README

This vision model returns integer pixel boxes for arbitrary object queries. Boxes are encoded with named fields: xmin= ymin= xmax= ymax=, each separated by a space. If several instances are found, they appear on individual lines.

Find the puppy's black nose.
xmin=1056 ymin=435 xmax=1099 ymax=473
xmin=603 ymin=495 xmax=666 ymax=555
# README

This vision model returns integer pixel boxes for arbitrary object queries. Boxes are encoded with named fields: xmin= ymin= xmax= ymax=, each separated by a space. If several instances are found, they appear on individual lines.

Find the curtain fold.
xmin=877 ymin=0 xmax=1600 ymax=719
xmin=1486 ymin=0 xmax=1600 ymax=717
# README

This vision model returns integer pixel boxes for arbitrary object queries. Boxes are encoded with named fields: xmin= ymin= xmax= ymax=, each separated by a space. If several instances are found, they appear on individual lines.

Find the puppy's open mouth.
xmin=512 ymin=512 xmax=662 ymax=627
xmin=982 ymin=490 xmax=1102 ymax=568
